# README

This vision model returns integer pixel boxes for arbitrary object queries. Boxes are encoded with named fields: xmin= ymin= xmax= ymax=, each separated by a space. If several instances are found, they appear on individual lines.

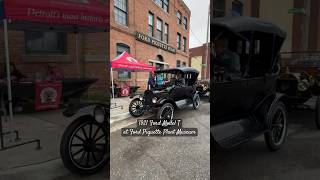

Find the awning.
xmin=1 ymin=0 xmax=109 ymax=31
xmin=111 ymin=52 xmax=156 ymax=72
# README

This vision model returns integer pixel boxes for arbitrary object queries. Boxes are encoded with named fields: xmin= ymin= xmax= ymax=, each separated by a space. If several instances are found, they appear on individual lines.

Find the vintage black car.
xmin=129 ymin=67 xmax=201 ymax=120
xmin=212 ymin=16 xmax=288 ymax=151
xmin=277 ymin=52 xmax=320 ymax=129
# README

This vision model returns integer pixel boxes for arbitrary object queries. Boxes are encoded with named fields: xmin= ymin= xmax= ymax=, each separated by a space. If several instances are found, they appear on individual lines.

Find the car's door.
xmin=212 ymin=78 xmax=248 ymax=125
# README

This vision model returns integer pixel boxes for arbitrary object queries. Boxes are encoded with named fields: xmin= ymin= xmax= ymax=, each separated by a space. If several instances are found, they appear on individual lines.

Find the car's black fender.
xmin=156 ymin=98 xmax=177 ymax=109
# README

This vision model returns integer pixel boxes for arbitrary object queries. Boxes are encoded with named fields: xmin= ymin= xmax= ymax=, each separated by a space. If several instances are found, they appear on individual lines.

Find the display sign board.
xmin=136 ymin=32 xmax=176 ymax=54
xmin=35 ymin=82 xmax=62 ymax=111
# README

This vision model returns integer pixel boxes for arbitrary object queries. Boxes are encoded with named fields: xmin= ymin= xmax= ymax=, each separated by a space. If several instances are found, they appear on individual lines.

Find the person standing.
xmin=148 ymin=72 xmax=156 ymax=90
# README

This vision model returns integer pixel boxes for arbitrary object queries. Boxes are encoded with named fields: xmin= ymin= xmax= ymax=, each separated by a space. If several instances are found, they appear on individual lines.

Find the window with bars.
xmin=154 ymin=0 xmax=169 ymax=13
xmin=114 ymin=0 xmax=128 ymax=26
xmin=148 ymin=12 xmax=154 ymax=37
xmin=25 ymin=31 xmax=67 ymax=54
xmin=182 ymin=37 xmax=187 ymax=52
xmin=177 ymin=33 xmax=181 ymax=50
xmin=176 ymin=60 xmax=181 ymax=67
xmin=164 ymin=23 xmax=169 ymax=43
xmin=183 ymin=17 xmax=188 ymax=30
xmin=156 ymin=18 xmax=163 ymax=41
xmin=177 ymin=11 xmax=182 ymax=25
xmin=116 ymin=43 xmax=131 ymax=79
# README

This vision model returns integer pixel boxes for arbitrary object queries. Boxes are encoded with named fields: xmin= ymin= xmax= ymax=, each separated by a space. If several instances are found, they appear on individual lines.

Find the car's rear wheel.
xmin=264 ymin=101 xmax=287 ymax=151
xmin=315 ymin=96 xmax=320 ymax=129
xmin=157 ymin=103 xmax=174 ymax=120
xmin=129 ymin=98 xmax=145 ymax=117
xmin=193 ymin=94 xmax=201 ymax=110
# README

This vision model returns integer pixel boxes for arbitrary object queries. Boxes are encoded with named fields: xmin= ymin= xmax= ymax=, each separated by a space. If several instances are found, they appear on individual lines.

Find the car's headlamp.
xmin=152 ymin=97 xmax=157 ymax=103
xmin=297 ymin=81 xmax=308 ymax=91
xmin=94 ymin=106 xmax=105 ymax=123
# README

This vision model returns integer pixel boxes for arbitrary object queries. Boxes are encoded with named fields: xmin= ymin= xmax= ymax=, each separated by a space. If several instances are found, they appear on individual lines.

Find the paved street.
xmin=213 ymin=105 xmax=320 ymax=180
xmin=110 ymin=100 xmax=210 ymax=180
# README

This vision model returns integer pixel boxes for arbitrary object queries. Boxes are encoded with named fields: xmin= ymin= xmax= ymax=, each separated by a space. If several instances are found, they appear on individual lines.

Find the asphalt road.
xmin=213 ymin=108 xmax=320 ymax=180
xmin=110 ymin=101 xmax=210 ymax=180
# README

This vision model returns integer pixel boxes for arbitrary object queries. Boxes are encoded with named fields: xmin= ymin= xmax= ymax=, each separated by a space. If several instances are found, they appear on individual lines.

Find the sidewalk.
xmin=110 ymin=97 xmax=131 ymax=124
xmin=0 ymin=110 xmax=107 ymax=179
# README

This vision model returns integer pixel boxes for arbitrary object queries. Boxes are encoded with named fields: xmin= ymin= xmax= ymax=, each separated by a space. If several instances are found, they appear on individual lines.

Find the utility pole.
xmin=204 ymin=1 xmax=210 ymax=80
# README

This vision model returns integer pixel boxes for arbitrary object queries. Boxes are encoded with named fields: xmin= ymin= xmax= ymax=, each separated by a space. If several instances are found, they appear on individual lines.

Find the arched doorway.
xmin=156 ymin=55 xmax=164 ymax=70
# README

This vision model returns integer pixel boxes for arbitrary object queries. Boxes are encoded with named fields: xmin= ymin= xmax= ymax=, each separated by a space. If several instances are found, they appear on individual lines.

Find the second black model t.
xmin=212 ymin=16 xmax=288 ymax=151
xmin=129 ymin=67 xmax=201 ymax=120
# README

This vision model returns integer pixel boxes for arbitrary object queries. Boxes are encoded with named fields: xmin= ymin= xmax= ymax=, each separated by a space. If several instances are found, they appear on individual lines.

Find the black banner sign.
xmin=136 ymin=32 xmax=176 ymax=54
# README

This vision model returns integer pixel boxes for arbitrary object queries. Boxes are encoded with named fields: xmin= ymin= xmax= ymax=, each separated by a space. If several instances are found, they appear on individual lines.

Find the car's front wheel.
xmin=157 ymin=103 xmax=174 ymax=120
xmin=129 ymin=98 xmax=145 ymax=117
xmin=60 ymin=116 xmax=108 ymax=175
xmin=315 ymin=96 xmax=320 ymax=129
xmin=264 ymin=101 xmax=287 ymax=151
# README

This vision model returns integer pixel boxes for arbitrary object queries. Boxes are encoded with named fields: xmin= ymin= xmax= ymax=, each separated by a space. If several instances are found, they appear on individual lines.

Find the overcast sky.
xmin=183 ymin=0 xmax=210 ymax=48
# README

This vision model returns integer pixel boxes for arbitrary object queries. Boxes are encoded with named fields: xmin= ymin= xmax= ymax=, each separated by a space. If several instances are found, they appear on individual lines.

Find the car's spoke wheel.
xmin=193 ymin=94 xmax=201 ymax=110
xmin=315 ymin=96 xmax=320 ymax=129
xmin=60 ymin=117 xmax=108 ymax=175
xmin=264 ymin=101 xmax=287 ymax=151
xmin=157 ymin=103 xmax=174 ymax=120
xmin=129 ymin=98 xmax=145 ymax=117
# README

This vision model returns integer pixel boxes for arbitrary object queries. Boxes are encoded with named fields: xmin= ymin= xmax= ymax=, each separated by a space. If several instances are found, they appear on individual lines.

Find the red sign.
xmin=35 ymin=82 xmax=62 ymax=111
xmin=121 ymin=84 xmax=130 ymax=97
xmin=3 ymin=0 xmax=109 ymax=28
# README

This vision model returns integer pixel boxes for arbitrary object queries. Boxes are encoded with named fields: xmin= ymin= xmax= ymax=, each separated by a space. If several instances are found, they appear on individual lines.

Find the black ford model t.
xmin=212 ymin=16 xmax=288 ymax=151
xmin=129 ymin=67 xmax=201 ymax=120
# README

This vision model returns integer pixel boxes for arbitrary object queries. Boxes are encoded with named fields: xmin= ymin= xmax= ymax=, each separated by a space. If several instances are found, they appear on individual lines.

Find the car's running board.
xmin=212 ymin=118 xmax=263 ymax=149
xmin=175 ymin=99 xmax=193 ymax=109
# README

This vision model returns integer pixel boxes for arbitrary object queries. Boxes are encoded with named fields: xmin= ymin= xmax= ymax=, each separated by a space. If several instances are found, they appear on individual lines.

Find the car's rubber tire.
xmin=193 ymin=94 xmax=201 ymax=110
xmin=60 ymin=116 xmax=108 ymax=175
xmin=264 ymin=101 xmax=287 ymax=151
xmin=157 ymin=103 xmax=174 ymax=120
xmin=129 ymin=98 xmax=145 ymax=117
xmin=315 ymin=96 xmax=320 ymax=129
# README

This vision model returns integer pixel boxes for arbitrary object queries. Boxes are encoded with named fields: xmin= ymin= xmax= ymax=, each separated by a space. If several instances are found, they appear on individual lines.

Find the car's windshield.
xmin=155 ymin=72 xmax=178 ymax=86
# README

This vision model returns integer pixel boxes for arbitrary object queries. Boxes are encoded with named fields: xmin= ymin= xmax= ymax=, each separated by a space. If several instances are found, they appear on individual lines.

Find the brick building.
xmin=211 ymin=0 xmax=320 ymax=52
xmin=189 ymin=44 xmax=210 ymax=80
xmin=0 ymin=29 xmax=109 ymax=91
xmin=110 ymin=0 xmax=191 ymax=90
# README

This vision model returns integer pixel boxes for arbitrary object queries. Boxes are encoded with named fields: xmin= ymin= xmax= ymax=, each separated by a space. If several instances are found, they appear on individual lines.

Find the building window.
xmin=114 ymin=0 xmax=128 ymax=26
xmin=148 ymin=12 xmax=154 ymax=37
xmin=183 ymin=17 xmax=188 ymax=30
xmin=232 ymin=0 xmax=243 ymax=16
xmin=164 ymin=23 xmax=169 ymax=43
xmin=177 ymin=33 xmax=181 ymax=50
xmin=116 ymin=43 xmax=131 ymax=79
xmin=182 ymin=37 xmax=187 ymax=52
xmin=25 ymin=31 xmax=67 ymax=54
xmin=177 ymin=11 xmax=182 ymax=25
xmin=182 ymin=62 xmax=186 ymax=67
xmin=176 ymin=60 xmax=181 ymax=67
xmin=154 ymin=0 xmax=169 ymax=13
xmin=156 ymin=18 xmax=163 ymax=41
xmin=212 ymin=0 xmax=225 ymax=18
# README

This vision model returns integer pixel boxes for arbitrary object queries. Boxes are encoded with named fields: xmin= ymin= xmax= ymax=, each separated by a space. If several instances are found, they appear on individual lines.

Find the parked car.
xmin=196 ymin=80 xmax=210 ymax=100
xmin=60 ymin=101 xmax=109 ymax=175
xmin=277 ymin=52 xmax=320 ymax=129
xmin=211 ymin=16 xmax=288 ymax=151
xmin=129 ymin=67 xmax=201 ymax=120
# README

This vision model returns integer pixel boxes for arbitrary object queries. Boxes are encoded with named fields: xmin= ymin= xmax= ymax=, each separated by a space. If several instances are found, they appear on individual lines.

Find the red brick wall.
xmin=110 ymin=0 xmax=191 ymax=90
xmin=0 ymin=28 xmax=109 ymax=92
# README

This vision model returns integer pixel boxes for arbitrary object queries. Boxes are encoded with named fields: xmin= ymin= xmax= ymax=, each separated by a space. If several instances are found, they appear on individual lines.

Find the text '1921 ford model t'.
xmin=129 ymin=67 xmax=201 ymax=120
xmin=211 ymin=16 xmax=288 ymax=151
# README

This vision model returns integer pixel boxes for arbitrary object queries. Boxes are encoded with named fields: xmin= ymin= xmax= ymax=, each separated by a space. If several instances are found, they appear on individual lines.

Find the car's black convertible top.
xmin=211 ymin=16 xmax=286 ymax=39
